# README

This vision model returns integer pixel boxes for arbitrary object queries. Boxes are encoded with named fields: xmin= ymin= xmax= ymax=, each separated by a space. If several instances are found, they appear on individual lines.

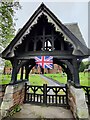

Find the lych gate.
xmin=1 ymin=3 xmax=90 ymax=119
xmin=1 ymin=3 xmax=90 ymax=85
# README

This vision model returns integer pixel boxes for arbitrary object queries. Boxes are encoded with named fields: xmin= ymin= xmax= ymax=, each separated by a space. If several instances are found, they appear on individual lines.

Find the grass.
xmin=0 ymin=72 xmax=90 ymax=86
xmin=28 ymin=74 xmax=48 ymax=94
xmin=0 ymin=74 xmax=48 ymax=85
xmin=44 ymin=72 xmax=90 ymax=86
xmin=44 ymin=73 xmax=67 ymax=84
xmin=29 ymin=74 xmax=48 ymax=86
xmin=0 ymin=74 xmax=48 ymax=94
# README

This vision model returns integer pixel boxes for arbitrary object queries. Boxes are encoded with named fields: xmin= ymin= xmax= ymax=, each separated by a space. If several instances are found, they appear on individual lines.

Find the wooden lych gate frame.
xmin=1 ymin=3 xmax=90 ymax=107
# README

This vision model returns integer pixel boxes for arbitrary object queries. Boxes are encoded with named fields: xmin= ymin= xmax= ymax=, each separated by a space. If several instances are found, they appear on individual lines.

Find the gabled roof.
xmin=1 ymin=3 xmax=90 ymax=59
xmin=65 ymin=23 xmax=87 ymax=47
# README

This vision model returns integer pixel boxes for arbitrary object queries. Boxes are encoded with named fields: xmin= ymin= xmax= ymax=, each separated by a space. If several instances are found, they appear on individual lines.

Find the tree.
xmin=83 ymin=61 xmax=90 ymax=69
xmin=0 ymin=1 xmax=21 ymax=71
xmin=5 ymin=60 xmax=12 ymax=67
xmin=0 ymin=1 xmax=21 ymax=48
xmin=79 ymin=62 xmax=85 ymax=72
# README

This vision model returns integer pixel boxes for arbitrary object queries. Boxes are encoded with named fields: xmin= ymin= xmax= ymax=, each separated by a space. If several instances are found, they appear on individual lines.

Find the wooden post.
xmin=65 ymin=84 xmax=69 ymax=108
xmin=72 ymin=59 xmax=80 ymax=86
xmin=55 ymin=87 xmax=57 ymax=104
xmin=25 ymin=66 xmax=29 ymax=80
xmin=41 ymin=67 xmax=44 ymax=74
xmin=20 ymin=66 xmax=24 ymax=80
xmin=11 ymin=59 xmax=18 ymax=83
xmin=34 ymin=41 xmax=36 ymax=51
xmin=67 ymin=68 xmax=72 ymax=82
xmin=43 ymin=84 xmax=47 ymax=105
xmin=61 ymin=37 xmax=64 ymax=51
xmin=87 ymin=87 xmax=90 ymax=105
xmin=24 ymin=83 xmax=27 ymax=103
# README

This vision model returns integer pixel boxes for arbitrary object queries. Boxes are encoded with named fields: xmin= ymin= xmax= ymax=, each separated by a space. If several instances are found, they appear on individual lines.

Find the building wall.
xmin=3 ymin=64 xmax=62 ymax=75
xmin=3 ymin=67 xmax=12 ymax=75
xmin=31 ymin=64 xmax=62 ymax=74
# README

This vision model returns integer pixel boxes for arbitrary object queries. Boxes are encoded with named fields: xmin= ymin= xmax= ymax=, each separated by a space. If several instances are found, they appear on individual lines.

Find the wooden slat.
xmin=24 ymin=84 xmax=69 ymax=107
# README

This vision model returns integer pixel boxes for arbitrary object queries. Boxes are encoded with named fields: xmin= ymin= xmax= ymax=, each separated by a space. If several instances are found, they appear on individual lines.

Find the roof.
xmin=1 ymin=3 xmax=90 ymax=59
xmin=65 ymin=23 xmax=87 ymax=47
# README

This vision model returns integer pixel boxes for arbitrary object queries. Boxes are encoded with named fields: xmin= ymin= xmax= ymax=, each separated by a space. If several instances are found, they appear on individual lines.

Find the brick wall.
xmin=1 ymin=82 xmax=26 ymax=118
xmin=13 ymin=88 xmax=25 ymax=105
xmin=31 ymin=64 xmax=62 ymax=74
xmin=3 ymin=67 xmax=12 ymax=74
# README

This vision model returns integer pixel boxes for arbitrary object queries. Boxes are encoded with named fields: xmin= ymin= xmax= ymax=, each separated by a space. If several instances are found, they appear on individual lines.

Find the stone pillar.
xmin=1 ymin=81 xmax=26 ymax=118
xmin=68 ymin=83 xmax=89 ymax=119
xmin=0 ymin=85 xmax=7 ymax=105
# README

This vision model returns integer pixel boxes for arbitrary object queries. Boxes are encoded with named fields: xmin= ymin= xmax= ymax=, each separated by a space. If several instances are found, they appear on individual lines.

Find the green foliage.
xmin=79 ymin=61 xmax=90 ymax=72
xmin=8 ymin=104 xmax=21 ymax=117
xmin=5 ymin=60 xmax=12 ymax=67
xmin=79 ymin=72 xmax=90 ymax=86
xmin=79 ymin=62 xmax=85 ymax=72
xmin=0 ymin=1 xmax=21 ymax=48
xmin=83 ymin=61 xmax=90 ymax=69
xmin=0 ymin=74 xmax=11 ymax=84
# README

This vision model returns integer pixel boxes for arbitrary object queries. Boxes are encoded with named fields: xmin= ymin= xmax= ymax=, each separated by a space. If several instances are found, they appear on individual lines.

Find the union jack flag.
xmin=35 ymin=56 xmax=53 ymax=69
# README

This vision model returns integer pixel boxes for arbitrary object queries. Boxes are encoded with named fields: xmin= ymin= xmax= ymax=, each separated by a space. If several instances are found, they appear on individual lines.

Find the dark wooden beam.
xmin=61 ymin=38 xmax=64 ymax=51
xmin=20 ymin=66 xmax=24 ymax=80
xmin=25 ymin=64 xmax=35 ymax=79
xmin=72 ymin=58 xmax=80 ymax=85
xmin=42 ymin=25 xmax=45 ymax=50
xmin=16 ymin=51 xmax=74 ymax=60
xmin=54 ymin=59 xmax=73 ymax=82
xmin=60 ymin=60 xmax=74 ymax=74
xmin=11 ymin=59 xmax=18 ymax=83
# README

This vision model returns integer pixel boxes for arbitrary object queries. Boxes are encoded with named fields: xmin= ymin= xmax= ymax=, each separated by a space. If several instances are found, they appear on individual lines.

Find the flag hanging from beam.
xmin=35 ymin=56 xmax=53 ymax=69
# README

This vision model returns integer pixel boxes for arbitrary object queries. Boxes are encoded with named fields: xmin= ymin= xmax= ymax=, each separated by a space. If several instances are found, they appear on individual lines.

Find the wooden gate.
xmin=24 ymin=83 xmax=69 ymax=107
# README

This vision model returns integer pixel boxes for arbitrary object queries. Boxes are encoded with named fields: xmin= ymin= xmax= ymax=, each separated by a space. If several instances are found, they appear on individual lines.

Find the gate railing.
xmin=24 ymin=83 xmax=69 ymax=107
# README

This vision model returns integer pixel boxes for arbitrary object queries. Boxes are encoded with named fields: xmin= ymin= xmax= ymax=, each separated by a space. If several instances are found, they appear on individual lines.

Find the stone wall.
xmin=68 ymin=84 xmax=89 ymax=119
xmin=1 ymin=81 xmax=26 ymax=118
xmin=0 ymin=85 xmax=7 ymax=105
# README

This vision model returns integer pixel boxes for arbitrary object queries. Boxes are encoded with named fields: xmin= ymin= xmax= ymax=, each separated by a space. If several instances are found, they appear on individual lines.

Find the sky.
xmin=15 ymin=1 xmax=89 ymax=48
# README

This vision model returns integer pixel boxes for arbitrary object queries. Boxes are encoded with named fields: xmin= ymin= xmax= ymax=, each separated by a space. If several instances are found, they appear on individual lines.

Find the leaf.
xmin=0 ymin=1 xmax=21 ymax=48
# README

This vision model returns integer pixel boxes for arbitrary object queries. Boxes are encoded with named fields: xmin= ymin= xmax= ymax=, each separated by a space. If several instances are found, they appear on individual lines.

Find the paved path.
xmin=12 ymin=104 xmax=74 ymax=119
xmin=40 ymin=74 xmax=65 ymax=94
xmin=40 ymin=74 xmax=60 ymax=86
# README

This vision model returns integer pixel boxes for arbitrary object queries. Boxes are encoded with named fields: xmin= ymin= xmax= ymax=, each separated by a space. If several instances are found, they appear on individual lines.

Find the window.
xmin=44 ymin=40 xmax=52 ymax=51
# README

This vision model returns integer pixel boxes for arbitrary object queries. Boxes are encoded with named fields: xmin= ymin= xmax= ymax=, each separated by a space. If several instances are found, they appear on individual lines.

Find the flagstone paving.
xmin=11 ymin=75 xmax=74 ymax=119
xmin=12 ymin=104 xmax=74 ymax=119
